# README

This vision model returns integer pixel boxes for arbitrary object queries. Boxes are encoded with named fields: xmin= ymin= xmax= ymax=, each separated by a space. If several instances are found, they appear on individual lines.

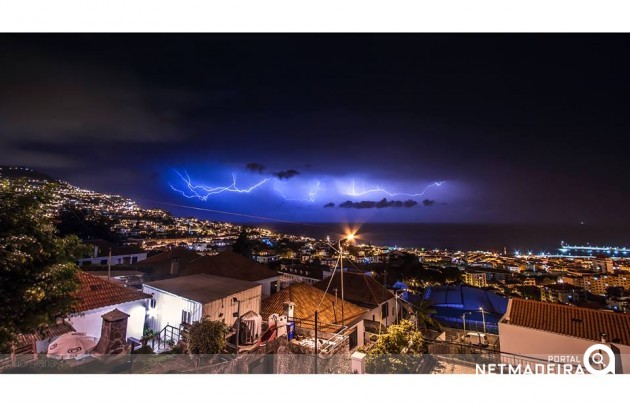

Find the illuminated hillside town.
xmin=2 ymin=34 xmax=630 ymax=379
xmin=1 ymin=167 xmax=628 ymax=374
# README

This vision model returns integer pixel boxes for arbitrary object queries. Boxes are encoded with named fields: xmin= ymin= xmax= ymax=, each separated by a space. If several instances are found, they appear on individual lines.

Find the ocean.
xmin=248 ymin=223 xmax=630 ymax=253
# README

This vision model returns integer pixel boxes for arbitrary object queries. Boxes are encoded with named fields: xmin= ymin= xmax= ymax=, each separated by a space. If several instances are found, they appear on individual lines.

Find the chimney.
xmin=94 ymin=308 xmax=130 ymax=355
xmin=283 ymin=301 xmax=295 ymax=321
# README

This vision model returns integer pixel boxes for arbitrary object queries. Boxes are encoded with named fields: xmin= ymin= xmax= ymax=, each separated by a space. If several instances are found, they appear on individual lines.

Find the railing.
xmin=150 ymin=325 xmax=181 ymax=352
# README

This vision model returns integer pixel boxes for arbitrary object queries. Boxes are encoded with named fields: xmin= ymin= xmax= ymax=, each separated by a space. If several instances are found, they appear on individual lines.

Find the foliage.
xmin=0 ymin=178 xmax=89 ymax=352
xmin=134 ymin=345 xmax=155 ymax=355
xmin=57 ymin=203 xmax=122 ymax=244
xmin=364 ymin=319 xmax=424 ymax=373
xmin=187 ymin=317 xmax=229 ymax=355
xmin=411 ymin=297 xmax=442 ymax=332
xmin=232 ymin=227 xmax=255 ymax=258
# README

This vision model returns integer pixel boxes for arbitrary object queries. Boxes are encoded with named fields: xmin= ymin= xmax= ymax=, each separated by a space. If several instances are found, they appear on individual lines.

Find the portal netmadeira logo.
xmin=476 ymin=344 xmax=616 ymax=375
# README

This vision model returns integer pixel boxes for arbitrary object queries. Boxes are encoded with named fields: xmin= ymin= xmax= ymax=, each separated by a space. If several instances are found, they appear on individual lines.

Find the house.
xmin=86 ymin=269 xmax=146 ymax=290
xmin=499 ymin=298 xmax=630 ymax=373
xmin=143 ymin=274 xmax=262 ymax=336
xmin=261 ymin=283 xmax=369 ymax=350
xmin=68 ymin=272 xmax=150 ymax=341
xmin=77 ymin=239 xmax=147 ymax=267
xmin=278 ymin=263 xmax=332 ymax=287
xmin=185 ymin=251 xmax=280 ymax=298
xmin=540 ymin=283 xmax=588 ymax=304
xmin=135 ymin=247 xmax=202 ymax=281
xmin=463 ymin=270 xmax=487 ymax=287
xmin=314 ymin=271 xmax=397 ymax=327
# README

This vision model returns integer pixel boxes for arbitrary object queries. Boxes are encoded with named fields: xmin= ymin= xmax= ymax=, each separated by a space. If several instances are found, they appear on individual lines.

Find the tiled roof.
xmin=314 ymin=272 xmax=394 ymax=308
xmin=144 ymin=274 xmax=261 ymax=304
xmin=186 ymin=251 xmax=279 ymax=281
xmin=138 ymin=247 xmax=201 ymax=265
xmin=503 ymin=298 xmax=630 ymax=346
xmin=74 ymin=272 xmax=150 ymax=312
xmin=15 ymin=323 xmax=75 ymax=348
xmin=261 ymin=283 xmax=368 ymax=332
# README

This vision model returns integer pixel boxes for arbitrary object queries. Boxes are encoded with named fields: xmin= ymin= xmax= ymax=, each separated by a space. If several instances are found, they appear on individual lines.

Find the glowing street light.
xmin=479 ymin=307 xmax=487 ymax=333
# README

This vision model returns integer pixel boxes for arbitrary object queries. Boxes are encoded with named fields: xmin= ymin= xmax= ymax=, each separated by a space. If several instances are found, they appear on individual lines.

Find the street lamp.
xmin=462 ymin=312 xmax=472 ymax=332
xmin=232 ymin=297 xmax=241 ymax=354
xmin=322 ymin=231 xmax=357 ymax=327
xmin=479 ymin=307 xmax=487 ymax=333
xmin=338 ymin=233 xmax=355 ymax=327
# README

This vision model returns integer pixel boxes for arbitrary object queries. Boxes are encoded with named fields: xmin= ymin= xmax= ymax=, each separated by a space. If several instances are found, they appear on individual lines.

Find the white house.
xmin=185 ymin=251 xmax=280 ymax=298
xmin=314 ymin=271 xmax=398 ymax=331
xmin=143 ymin=274 xmax=262 ymax=334
xmin=499 ymin=298 xmax=630 ymax=373
xmin=77 ymin=240 xmax=147 ymax=267
xmin=68 ymin=272 xmax=150 ymax=341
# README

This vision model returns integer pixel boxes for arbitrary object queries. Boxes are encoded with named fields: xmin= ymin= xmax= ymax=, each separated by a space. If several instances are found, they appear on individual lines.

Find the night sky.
xmin=1 ymin=34 xmax=629 ymax=225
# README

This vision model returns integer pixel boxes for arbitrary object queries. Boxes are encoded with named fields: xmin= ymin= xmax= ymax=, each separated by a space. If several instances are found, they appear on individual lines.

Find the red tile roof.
xmin=503 ymin=298 xmax=630 ymax=346
xmin=261 ymin=283 xmax=368 ymax=332
xmin=314 ymin=271 xmax=394 ymax=308
xmin=74 ymin=272 xmax=150 ymax=312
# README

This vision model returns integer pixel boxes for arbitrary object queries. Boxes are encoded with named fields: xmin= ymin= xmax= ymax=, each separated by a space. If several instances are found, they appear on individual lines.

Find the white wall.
xmin=362 ymin=297 xmax=398 ymax=328
xmin=202 ymin=285 xmax=262 ymax=327
xmin=143 ymin=286 xmax=202 ymax=333
xmin=78 ymin=253 xmax=147 ymax=266
xmin=257 ymin=276 xmax=280 ymax=299
xmin=68 ymin=299 xmax=147 ymax=341
xmin=499 ymin=322 xmax=630 ymax=373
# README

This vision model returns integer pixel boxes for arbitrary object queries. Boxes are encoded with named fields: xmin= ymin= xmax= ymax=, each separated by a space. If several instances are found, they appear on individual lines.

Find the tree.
xmin=56 ymin=203 xmax=122 ymax=244
xmin=411 ymin=297 xmax=442 ymax=332
xmin=187 ymin=317 xmax=229 ymax=354
xmin=0 ymin=179 xmax=88 ymax=352
xmin=232 ymin=227 xmax=255 ymax=258
xmin=363 ymin=319 xmax=424 ymax=373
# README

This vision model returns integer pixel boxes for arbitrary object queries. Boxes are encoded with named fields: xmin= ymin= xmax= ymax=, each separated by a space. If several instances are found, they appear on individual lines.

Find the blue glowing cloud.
xmin=168 ymin=166 xmax=445 ymax=211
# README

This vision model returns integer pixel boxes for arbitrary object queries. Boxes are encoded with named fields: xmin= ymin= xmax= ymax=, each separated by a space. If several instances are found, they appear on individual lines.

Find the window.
xmin=270 ymin=281 xmax=278 ymax=295
xmin=100 ymin=259 xmax=108 ymax=265
xmin=150 ymin=298 xmax=156 ymax=308
xmin=181 ymin=310 xmax=192 ymax=324
xmin=381 ymin=303 xmax=389 ymax=320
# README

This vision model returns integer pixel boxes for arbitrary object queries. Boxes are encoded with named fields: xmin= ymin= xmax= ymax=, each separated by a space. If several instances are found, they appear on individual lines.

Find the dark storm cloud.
xmin=338 ymin=199 xmax=418 ymax=209
xmin=245 ymin=163 xmax=266 ymax=174
xmin=1 ymin=35 xmax=629 ymax=224
xmin=274 ymin=169 xmax=300 ymax=180
xmin=245 ymin=163 xmax=300 ymax=180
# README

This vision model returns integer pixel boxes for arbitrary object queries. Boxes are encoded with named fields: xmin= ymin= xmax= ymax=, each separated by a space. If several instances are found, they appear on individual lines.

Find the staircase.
xmin=151 ymin=325 xmax=181 ymax=353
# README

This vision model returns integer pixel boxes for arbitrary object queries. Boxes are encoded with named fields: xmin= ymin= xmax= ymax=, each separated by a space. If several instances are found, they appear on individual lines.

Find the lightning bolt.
xmin=170 ymin=170 xmax=270 ymax=201
xmin=346 ymin=180 xmax=445 ymax=197
xmin=274 ymin=180 xmax=324 ymax=203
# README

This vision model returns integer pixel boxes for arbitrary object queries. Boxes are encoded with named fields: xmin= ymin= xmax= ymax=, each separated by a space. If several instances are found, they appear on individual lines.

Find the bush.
xmin=187 ymin=317 xmax=229 ymax=355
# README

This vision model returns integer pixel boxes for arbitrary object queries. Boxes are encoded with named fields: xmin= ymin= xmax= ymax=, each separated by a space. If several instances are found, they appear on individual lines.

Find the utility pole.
xmin=314 ymin=310 xmax=318 ymax=374
xmin=233 ymin=298 xmax=241 ymax=354
xmin=339 ymin=239 xmax=345 ymax=327
xmin=108 ymin=247 xmax=112 ymax=280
